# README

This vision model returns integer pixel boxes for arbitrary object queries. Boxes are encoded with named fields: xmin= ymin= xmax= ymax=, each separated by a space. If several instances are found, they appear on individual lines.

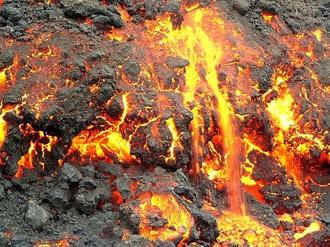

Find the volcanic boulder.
xmin=0 ymin=49 xmax=14 ymax=70
xmin=25 ymin=200 xmax=50 ymax=230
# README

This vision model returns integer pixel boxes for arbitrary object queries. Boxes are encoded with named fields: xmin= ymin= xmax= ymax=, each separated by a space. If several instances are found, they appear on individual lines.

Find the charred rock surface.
xmin=246 ymin=194 xmax=280 ymax=229
xmin=60 ymin=0 xmax=124 ymax=29
xmin=240 ymin=0 xmax=330 ymax=34
xmin=0 ymin=163 xmax=222 ymax=246
xmin=247 ymin=150 xmax=302 ymax=214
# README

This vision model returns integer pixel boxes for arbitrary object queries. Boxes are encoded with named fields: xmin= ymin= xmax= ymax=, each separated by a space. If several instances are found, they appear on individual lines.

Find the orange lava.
xmin=204 ymin=204 xmax=287 ymax=246
xmin=106 ymin=3 xmax=267 ymax=217
xmin=69 ymin=128 xmax=132 ymax=164
xmin=165 ymin=118 xmax=182 ymax=163
xmin=135 ymin=193 xmax=193 ymax=244
xmin=294 ymin=221 xmax=322 ymax=241
xmin=101 ymin=0 xmax=108 ymax=6
xmin=34 ymin=236 xmax=77 ymax=247
xmin=112 ymin=190 xmax=123 ymax=205
xmin=261 ymin=12 xmax=330 ymax=190
xmin=312 ymin=29 xmax=323 ymax=42
xmin=142 ymin=5 xmax=251 ymax=214
xmin=262 ymin=12 xmax=274 ymax=24
xmin=0 ymin=70 xmax=5 ymax=88
xmin=266 ymin=80 xmax=295 ymax=132
xmin=0 ymin=1 xmax=328 ymax=245
xmin=14 ymin=125 xmax=59 ymax=177
xmin=68 ymin=94 xmax=132 ymax=164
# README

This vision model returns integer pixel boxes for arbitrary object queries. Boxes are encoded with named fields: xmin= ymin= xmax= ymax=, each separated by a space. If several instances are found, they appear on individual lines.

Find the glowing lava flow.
xmin=266 ymin=69 xmax=295 ymax=132
xmin=34 ymin=236 xmax=78 ymax=247
xmin=15 ymin=126 xmax=59 ymax=178
xmin=136 ymin=193 xmax=193 ymax=243
xmin=144 ymin=7 xmax=244 ymax=214
xmin=262 ymin=12 xmax=330 ymax=191
xmin=68 ymin=93 xmax=132 ymax=164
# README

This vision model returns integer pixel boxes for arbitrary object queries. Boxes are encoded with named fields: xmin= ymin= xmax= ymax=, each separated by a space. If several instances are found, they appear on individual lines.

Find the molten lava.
xmin=15 ymin=125 xmax=59 ymax=177
xmin=135 ymin=193 xmax=193 ymax=244
xmin=34 ymin=236 xmax=77 ymax=247
xmin=68 ymin=108 xmax=133 ymax=164
xmin=0 ymin=0 xmax=330 ymax=246
xmin=140 ymin=5 xmax=252 ymax=215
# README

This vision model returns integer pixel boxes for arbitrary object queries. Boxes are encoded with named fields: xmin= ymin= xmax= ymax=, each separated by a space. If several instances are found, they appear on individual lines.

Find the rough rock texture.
xmin=0 ymin=233 xmax=10 ymax=247
xmin=60 ymin=163 xmax=83 ymax=184
xmin=246 ymin=194 xmax=280 ymax=229
xmin=25 ymin=200 xmax=49 ymax=230
xmin=0 ymin=0 xmax=329 ymax=246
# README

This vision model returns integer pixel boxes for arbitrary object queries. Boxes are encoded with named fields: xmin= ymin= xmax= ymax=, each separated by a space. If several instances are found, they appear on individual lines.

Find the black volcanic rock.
xmin=262 ymin=183 xmax=302 ymax=214
xmin=174 ymin=185 xmax=199 ymax=205
xmin=243 ymin=114 xmax=274 ymax=152
xmin=232 ymin=0 xmax=251 ymax=15
xmin=25 ymin=200 xmax=49 ymax=230
xmin=173 ymin=171 xmax=219 ymax=243
xmin=60 ymin=0 xmax=124 ymax=28
xmin=60 ymin=0 xmax=105 ymax=18
xmin=98 ymin=162 xmax=123 ymax=177
xmin=3 ymin=84 xmax=24 ymax=105
xmin=79 ymin=177 xmax=97 ymax=190
xmin=0 ymin=49 xmax=14 ymax=70
xmin=130 ymin=120 xmax=173 ymax=167
xmin=250 ymin=65 xmax=272 ymax=93
xmin=114 ymin=174 xmax=132 ymax=200
xmin=165 ymin=57 xmax=190 ymax=69
xmin=75 ymin=189 xmax=100 ymax=215
xmin=311 ymin=58 xmax=330 ymax=86
xmin=80 ymin=165 xmax=96 ymax=178
xmin=0 ymin=0 xmax=329 ymax=246
xmin=0 ymin=185 xmax=5 ymax=201
xmin=164 ymin=1 xmax=181 ymax=13
xmin=1 ymin=6 xmax=22 ymax=23
xmin=126 ymin=0 xmax=160 ymax=22
xmin=19 ymin=104 xmax=36 ymax=124
xmin=48 ymin=186 xmax=71 ymax=212
xmin=1 ymin=125 xmax=24 ymax=176
xmin=256 ymin=0 xmax=277 ymax=14
xmin=248 ymin=150 xmax=286 ymax=182
xmin=123 ymin=58 xmax=141 ymax=78
xmin=3 ymin=111 xmax=23 ymax=125
xmin=154 ymin=239 xmax=176 ymax=247
xmin=0 ymin=233 xmax=10 ymax=247
xmin=146 ymin=214 xmax=168 ymax=227
xmin=317 ymin=0 xmax=330 ymax=7
xmin=87 ymin=49 xmax=107 ymax=62
xmin=286 ymin=18 xmax=301 ymax=34
xmin=119 ymin=203 xmax=141 ymax=234
xmin=33 ymin=85 xmax=94 ymax=144
xmin=115 ymin=235 xmax=152 ymax=247
xmin=92 ymin=12 xmax=124 ymax=29
xmin=246 ymin=194 xmax=280 ymax=229
xmin=106 ymin=95 xmax=124 ymax=119
xmin=59 ymin=163 xmax=83 ymax=184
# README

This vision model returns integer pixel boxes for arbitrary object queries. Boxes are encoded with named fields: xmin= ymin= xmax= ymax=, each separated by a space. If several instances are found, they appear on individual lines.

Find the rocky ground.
xmin=0 ymin=0 xmax=330 ymax=246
